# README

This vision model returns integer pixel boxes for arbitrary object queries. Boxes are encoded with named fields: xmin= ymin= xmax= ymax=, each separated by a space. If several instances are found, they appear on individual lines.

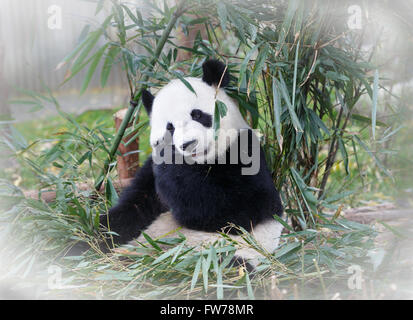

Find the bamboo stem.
xmin=95 ymin=0 xmax=188 ymax=191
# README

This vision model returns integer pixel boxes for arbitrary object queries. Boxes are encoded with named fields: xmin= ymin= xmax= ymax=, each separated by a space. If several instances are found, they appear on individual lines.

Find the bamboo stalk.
xmin=95 ymin=0 xmax=188 ymax=191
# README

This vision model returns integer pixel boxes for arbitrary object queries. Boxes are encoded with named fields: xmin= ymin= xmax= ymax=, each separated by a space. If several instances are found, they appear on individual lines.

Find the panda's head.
xmin=142 ymin=59 xmax=249 ymax=163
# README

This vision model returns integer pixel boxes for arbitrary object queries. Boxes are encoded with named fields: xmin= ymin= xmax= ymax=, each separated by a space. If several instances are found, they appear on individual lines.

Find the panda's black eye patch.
xmin=191 ymin=109 xmax=212 ymax=128
xmin=166 ymin=122 xmax=175 ymax=135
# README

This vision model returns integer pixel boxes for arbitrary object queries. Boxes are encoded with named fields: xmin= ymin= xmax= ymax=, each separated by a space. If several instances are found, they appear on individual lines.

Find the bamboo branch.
xmin=95 ymin=0 xmax=188 ymax=191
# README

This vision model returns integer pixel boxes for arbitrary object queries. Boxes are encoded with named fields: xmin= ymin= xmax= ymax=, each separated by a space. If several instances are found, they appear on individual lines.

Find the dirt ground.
xmin=343 ymin=203 xmax=413 ymax=299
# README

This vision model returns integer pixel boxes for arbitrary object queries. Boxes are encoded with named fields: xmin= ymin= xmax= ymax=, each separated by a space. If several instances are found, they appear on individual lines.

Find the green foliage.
xmin=0 ymin=0 xmax=404 ymax=299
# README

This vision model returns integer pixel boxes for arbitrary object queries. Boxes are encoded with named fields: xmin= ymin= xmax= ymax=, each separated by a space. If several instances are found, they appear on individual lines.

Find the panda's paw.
xmin=229 ymin=255 xmax=255 ymax=274
xmin=62 ymin=240 xmax=91 ymax=257
xmin=62 ymin=238 xmax=113 ymax=257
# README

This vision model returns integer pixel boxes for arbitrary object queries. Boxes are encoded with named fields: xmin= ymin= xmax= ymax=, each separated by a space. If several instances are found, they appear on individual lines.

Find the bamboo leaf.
xmin=250 ymin=44 xmax=269 ymax=91
xmin=371 ymin=69 xmax=379 ymax=139
xmin=352 ymin=113 xmax=387 ymax=127
xmin=292 ymin=40 xmax=300 ymax=109
xmin=238 ymin=42 xmax=262 ymax=90
xmin=142 ymin=232 xmax=163 ymax=252
xmin=190 ymin=257 xmax=202 ymax=291
xmin=105 ymin=177 xmax=119 ymax=206
xmin=217 ymin=2 xmax=228 ymax=31
xmin=273 ymin=214 xmax=293 ymax=232
xmin=72 ymin=29 xmax=103 ymax=72
xmin=245 ymin=271 xmax=255 ymax=299
xmin=277 ymin=73 xmax=303 ymax=132
xmin=337 ymin=137 xmax=349 ymax=175
xmin=152 ymin=245 xmax=180 ymax=265
xmin=353 ymin=135 xmax=393 ymax=181
xmin=81 ymin=44 xmax=108 ymax=94
xmin=101 ymin=46 xmax=121 ymax=88
xmin=272 ymin=76 xmax=283 ymax=149
xmin=213 ymin=100 xmax=227 ymax=139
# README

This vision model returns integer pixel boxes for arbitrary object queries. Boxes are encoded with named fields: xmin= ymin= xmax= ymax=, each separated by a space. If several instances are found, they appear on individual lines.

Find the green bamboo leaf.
xmin=276 ymin=0 xmax=298 ymax=52
xmin=272 ymin=76 xmax=283 ymax=149
xmin=292 ymin=40 xmax=300 ymax=109
xmin=217 ymin=2 xmax=228 ymax=32
xmin=372 ymin=69 xmax=379 ymax=139
xmin=113 ymin=3 xmax=126 ymax=44
xmin=245 ymin=271 xmax=255 ymax=300
xmin=186 ymin=17 xmax=208 ymax=25
xmin=190 ymin=257 xmax=202 ymax=291
xmin=277 ymin=73 xmax=303 ymax=132
xmin=77 ymin=151 xmax=92 ymax=166
xmin=202 ymin=257 xmax=209 ymax=293
xmin=308 ymin=109 xmax=330 ymax=136
xmin=72 ymin=29 xmax=103 ymax=71
xmin=101 ymin=46 xmax=121 ymax=88
xmin=273 ymin=214 xmax=293 ymax=232
xmin=353 ymin=135 xmax=393 ymax=181
xmin=238 ymin=42 xmax=262 ymax=89
xmin=351 ymin=113 xmax=387 ymax=127
xmin=152 ymin=245 xmax=180 ymax=265
xmin=121 ymin=4 xmax=141 ymax=26
xmin=95 ymin=0 xmax=105 ymax=15
xmin=250 ymin=44 xmax=269 ymax=91
xmin=274 ymin=241 xmax=302 ymax=259
xmin=142 ymin=232 xmax=163 ymax=252
xmin=324 ymin=190 xmax=355 ymax=203
xmin=351 ymin=138 xmax=364 ymax=185
xmin=81 ymin=44 xmax=108 ymax=94
xmin=105 ymin=177 xmax=119 ymax=206
xmin=173 ymin=72 xmax=196 ymax=95
xmin=290 ymin=168 xmax=318 ymax=217
xmin=216 ymin=266 xmax=223 ymax=300
xmin=337 ymin=137 xmax=349 ymax=175
xmin=227 ymin=9 xmax=246 ymax=43
xmin=58 ymin=28 xmax=92 ymax=67
xmin=213 ymin=100 xmax=227 ymax=139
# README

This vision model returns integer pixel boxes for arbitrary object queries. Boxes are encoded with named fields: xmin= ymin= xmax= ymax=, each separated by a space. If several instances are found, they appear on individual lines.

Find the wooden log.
xmin=176 ymin=15 xmax=207 ymax=63
xmin=23 ymin=107 xmax=141 ymax=203
xmin=113 ymin=108 xmax=139 ymax=180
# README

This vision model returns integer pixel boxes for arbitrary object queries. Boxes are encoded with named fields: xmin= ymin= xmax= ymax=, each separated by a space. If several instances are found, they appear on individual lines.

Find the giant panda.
xmin=98 ymin=59 xmax=284 ymax=269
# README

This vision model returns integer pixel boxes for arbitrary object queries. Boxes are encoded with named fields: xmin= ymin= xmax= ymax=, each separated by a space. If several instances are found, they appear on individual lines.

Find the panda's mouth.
xmin=191 ymin=148 xmax=209 ymax=158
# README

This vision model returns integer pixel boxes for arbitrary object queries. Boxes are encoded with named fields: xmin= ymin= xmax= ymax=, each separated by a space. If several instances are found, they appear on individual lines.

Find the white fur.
xmin=131 ymin=212 xmax=283 ymax=267
xmin=150 ymin=78 xmax=250 ymax=163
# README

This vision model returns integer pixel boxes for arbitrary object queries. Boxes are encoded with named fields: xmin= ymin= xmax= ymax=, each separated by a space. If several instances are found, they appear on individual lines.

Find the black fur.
xmin=99 ymin=157 xmax=168 ymax=246
xmin=191 ymin=109 xmax=212 ymax=128
xmin=202 ymin=59 xmax=230 ymax=87
xmin=166 ymin=122 xmax=175 ymax=136
xmin=142 ymin=89 xmax=155 ymax=115
xmin=96 ymin=129 xmax=282 ymax=248
xmin=68 ymin=60 xmax=283 ymax=255
xmin=154 ymin=130 xmax=282 ymax=234
xmin=229 ymin=256 xmax=255 ymax=274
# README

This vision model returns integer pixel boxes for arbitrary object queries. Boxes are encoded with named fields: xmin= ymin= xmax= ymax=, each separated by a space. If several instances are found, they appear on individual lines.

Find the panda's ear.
xmin=202 ymin=59 xmax=230 ymax=87
xmin=142 ymin=89 xmax=154 ymax=115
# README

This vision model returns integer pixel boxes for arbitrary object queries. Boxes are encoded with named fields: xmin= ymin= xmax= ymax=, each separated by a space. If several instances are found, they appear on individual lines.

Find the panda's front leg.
xmin=66 ymin=156 xmax=167 ymax=255
xmin=99 ymin=156 xmax=168 ymax=247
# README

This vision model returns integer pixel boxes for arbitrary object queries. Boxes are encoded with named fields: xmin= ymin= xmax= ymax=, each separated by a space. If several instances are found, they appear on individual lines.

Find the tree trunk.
xmin=114 ymin=108 xmax=140 ymax=180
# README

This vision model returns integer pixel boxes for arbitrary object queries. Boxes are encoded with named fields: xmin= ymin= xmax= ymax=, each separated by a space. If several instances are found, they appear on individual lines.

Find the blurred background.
xmin=0 ymin=0 xmax=412 ymax=300
xmin=0 ymin=0 xmax=130 ymax=121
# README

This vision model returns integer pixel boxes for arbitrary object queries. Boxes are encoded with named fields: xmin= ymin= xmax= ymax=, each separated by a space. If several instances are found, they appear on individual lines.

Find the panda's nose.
xmin=181 ymin=139 xmax=198 ymax=151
